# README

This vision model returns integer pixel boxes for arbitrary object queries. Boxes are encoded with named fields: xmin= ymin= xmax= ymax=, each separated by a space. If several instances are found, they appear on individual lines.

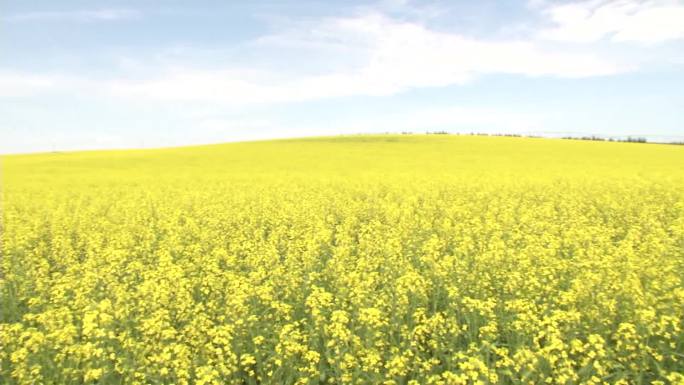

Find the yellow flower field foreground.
xmin=1 ymin=135 xmax=684 ymax=385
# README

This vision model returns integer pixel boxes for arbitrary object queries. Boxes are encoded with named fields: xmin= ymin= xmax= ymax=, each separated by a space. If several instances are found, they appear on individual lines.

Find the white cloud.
xmin=537 ymin=0 xmax=684 ymax=43
xmin=104 ymin=13 xmax=625 ymax=105
xmin=0 ymin=11 xmax=632 ymax=107
xmin=0 ymin=71 xmax=108 ymax=98
xmin=0 ymin=71 xmax=60 ymax=97
xmin=5 ymin=9 xmax=141 ymax=23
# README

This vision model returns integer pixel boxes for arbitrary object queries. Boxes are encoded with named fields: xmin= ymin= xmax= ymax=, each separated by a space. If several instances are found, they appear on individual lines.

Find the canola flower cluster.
xmin=1 ymin=136 xmax=683 ymax=384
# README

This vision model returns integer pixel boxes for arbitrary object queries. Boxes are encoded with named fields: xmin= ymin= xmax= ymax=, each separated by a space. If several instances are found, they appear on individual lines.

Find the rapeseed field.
xmin=1 ymin=135 xmax=683 ymax=385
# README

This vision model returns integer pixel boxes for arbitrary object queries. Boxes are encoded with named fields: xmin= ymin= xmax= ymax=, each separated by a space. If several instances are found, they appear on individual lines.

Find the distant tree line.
xmin=561 ymin=136 xmax=648 ymax=143
xmin=560 ymin=136 xmax=684 ymax=145
xmin=396 ymin=131 xmax=684 ymax=145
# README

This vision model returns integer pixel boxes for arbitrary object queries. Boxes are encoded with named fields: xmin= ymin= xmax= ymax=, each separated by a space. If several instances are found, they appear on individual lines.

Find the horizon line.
xmin=2 ymin=131 xmax=684 ymax=157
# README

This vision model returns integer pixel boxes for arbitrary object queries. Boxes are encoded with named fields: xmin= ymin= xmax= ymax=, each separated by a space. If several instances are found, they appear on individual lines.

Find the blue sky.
xmin=1 ymin=0 xmax=683 ymax=153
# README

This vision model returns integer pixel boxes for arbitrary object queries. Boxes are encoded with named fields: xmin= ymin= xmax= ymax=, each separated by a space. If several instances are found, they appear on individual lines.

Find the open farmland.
xmin=1 ymin=135 xmax=684 ymax=384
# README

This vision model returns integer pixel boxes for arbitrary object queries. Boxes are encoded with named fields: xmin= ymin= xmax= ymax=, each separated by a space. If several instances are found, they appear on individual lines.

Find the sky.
xmin=1 ymin=0 xmax=684 ymax=154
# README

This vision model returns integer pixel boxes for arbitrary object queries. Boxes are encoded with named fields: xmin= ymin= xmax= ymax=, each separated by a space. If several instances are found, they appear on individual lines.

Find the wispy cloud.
xmin=0 ymin=71 xmax=60 ymax=97
xmin=536 ymin=0 xmax=684 ymax=43
xmin=5 ymin=9 xmax=141 ymax=23
xmin=0 ymin=8 xmax=637 ymax=106
xmin=103 ymin=13 xmax=626 ymax=105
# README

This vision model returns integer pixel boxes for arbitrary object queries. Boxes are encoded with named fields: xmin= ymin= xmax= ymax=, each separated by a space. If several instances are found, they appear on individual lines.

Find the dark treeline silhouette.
xmin=398 ymin=131 xmax=683 ymax=145
xmin=561 ymin=136 xmax=648 ymax=143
